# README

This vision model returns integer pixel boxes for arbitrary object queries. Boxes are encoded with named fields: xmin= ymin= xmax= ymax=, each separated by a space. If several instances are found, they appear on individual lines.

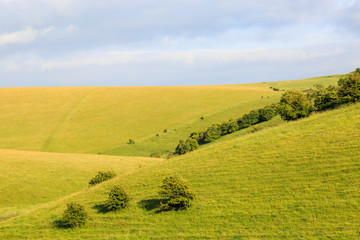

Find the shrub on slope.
xmin=60 ymin=202 xmax=87 ymax=228
xmin=159 ymin=176 xmax=195 ymax=211
xmin=104 ymin=185 xmax=130 ymax=212
xmin=89 ymin=171 xmax=117 ymax=186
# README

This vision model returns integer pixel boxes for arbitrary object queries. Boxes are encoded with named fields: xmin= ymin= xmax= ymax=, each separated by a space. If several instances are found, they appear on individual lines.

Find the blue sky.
xmin=0 ymin=0 xmax=359 ymax=87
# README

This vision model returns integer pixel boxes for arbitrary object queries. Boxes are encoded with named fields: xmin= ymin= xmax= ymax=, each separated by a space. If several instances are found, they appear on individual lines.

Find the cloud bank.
xmin=0 ymin=0 xmax=359 ymax=86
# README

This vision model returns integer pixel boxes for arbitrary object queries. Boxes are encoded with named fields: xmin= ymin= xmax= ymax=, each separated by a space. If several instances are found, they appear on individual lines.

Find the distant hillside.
xmin=0 ymin=85 xmax=276 ymax=154
xmin=1 ymin=102 xmax=358 ymax=239
xmin=0 ymin=74 xmax=341 ymax=157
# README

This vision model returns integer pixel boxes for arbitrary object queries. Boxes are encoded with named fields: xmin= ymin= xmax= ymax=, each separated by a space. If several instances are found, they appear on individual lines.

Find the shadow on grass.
xmin=92 ymin=204 xmax=109 ymax=214
xmin=53 ymin=219 xmax=68 ymax=229
xmin=138 ymin=198 xmax=163 ymax=213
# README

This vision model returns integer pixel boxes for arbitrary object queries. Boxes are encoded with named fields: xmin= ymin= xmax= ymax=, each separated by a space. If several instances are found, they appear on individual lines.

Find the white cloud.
xmin=0 ymin=59 xmax=19 ymax=71
xmin=0 ymin=26 xmax=53 ymax=45
xmin=65 ymin=24 xmax=78 ymax=33
xmin=33 ymin=48 xmax=344 ymax=71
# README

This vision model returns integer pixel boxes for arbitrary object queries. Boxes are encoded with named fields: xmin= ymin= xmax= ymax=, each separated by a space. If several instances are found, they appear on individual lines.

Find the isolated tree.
xmin=105 ymin=185 xmax=129 ymax=212
xmin=159 ymin=176 xmax=195 ymax=211
xmin=61 ymin=202 xmax=87 ymax=228
xmin=278 ymin=90 xmax=314 ymax=121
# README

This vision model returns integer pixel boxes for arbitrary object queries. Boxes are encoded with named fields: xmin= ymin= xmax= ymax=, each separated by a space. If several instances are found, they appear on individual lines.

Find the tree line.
xmin=175 ymin=68 xmax=360 ymax=155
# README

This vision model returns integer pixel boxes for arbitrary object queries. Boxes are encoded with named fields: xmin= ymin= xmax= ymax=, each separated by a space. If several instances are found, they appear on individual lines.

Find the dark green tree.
xmin=89 ymin=171 xmax=117 ymax=186
xmin=258 ymin=104 xmax=278 ymax=122
xmin=174 ymin=138 xmax=199 ymax=155
xmin=186 ymin=138 xmax=199 ymax=151
xmin=175 ymin=140 xmax=191 ymax=155
xmin=238 ymin=110 xmax=260 ymax=128
xmin=159 ymin=176 xmax=195 ymax=211
xmin=189 ymin=131 xmax=205 ymax=144
xmin=61 ymin=202 xmax=87 ymax=228
xmin=203 ymin=124 xmax=221 ymax=143
xmin=314 ymin=85 xmax=340 ymax=111
xmin=220 ymin=119 xmax=239 ymax=135
xmin=105 ymin=185 xmax=129 ymax=212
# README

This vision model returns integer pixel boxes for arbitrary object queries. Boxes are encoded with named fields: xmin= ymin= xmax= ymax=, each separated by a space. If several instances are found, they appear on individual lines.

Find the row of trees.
xmin=175 ymin=68 xmax=360 ymax=155
xmin=60 ymin=176 xmax=195 ymax=228
xmin=175 ymin=104 xmax=278 ymax=155
xmin=279 ymin=68 xmax=360 ymax=120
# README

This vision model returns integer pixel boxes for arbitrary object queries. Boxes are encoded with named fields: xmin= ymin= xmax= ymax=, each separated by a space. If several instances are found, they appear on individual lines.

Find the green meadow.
xmin=0 ymin=149 xmax=161 ymax=221
xmin=2 ymin=74 xmax=359 ymax=239
xmin=0 ymin=75 xmax=341 ymax=157
xmin=0 ymin=85 xmax=276 ymax=154
xmin=1 ymin=99 xmax=359 ymax=239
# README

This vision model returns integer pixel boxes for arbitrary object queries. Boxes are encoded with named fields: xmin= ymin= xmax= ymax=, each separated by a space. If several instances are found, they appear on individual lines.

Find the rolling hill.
xmin=0 ymin=149 xmax=161 ymax=222
xmin=1 ymin=99 xmax=359 ymax=239
xmin=0 ymin=75 xmax=341 ymax=158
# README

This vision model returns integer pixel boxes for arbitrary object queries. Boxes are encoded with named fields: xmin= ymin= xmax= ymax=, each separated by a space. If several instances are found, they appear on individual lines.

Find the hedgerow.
xmin=174 ymin=67 xmax=360 ymax=156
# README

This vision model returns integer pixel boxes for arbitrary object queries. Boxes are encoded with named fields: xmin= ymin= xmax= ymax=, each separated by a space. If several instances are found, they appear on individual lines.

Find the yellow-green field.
xmin=0 ymin=85 xmax=276 ymax=154
xmin=0 ymin=74 xmax=341 ymax=157
xmin=2 ymin=74 xmax=357 ymax=239
xmin=267 ymin=74 xmax=343 ymax=90
xmin=0 ymin=149 xmax=161 ymax=222
xmin=1 ymin=100 xmax=359 ymax=239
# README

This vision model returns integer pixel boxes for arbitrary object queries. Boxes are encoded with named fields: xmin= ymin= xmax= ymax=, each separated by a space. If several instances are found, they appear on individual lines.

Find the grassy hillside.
xmin=1 ymin=103 xmax=359 ymax=239
xmin=0 ymin=85 xmax=276 ymax=155
xmin=103 ymin=95 xmax=280 ymax=157
xmin=0 ymin=149 xmax=161 ymax=221
xmin=0 ymin=74 xmax=342 ymax=157
xmin=267 ymin=74 xmax=343 ymax=90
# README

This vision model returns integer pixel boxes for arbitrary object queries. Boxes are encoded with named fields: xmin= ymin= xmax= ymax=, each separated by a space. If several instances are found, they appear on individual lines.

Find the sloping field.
xmin=267 ymin=74 xmax=343 ymax=90
xmin=1 ymin=103 xmax=359 ymax=239
xmin=0 ymin=149 xmax=161 ymax=221
xmin=105 ymin=74 xmax=342 ymax=157
xmin=0 ymin=85 xmax=277 ymax=154
xmin=0 ymin=75 xmax=341 ymax=157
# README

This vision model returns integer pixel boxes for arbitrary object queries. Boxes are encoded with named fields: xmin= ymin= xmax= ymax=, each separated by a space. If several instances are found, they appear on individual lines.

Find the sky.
xmin=0 ymin=0 xmax=359 ymax=87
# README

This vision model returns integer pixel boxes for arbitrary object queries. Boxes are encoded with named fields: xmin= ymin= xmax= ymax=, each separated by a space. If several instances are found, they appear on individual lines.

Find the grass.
xmin=267 ymin=74 xmax=343 ymax=90
xmin=1 ymin=103 xmax=359 ymax=239
xmin=0 ymin=149 xmax=162 ymax=221
xmin=103 ymin=94 xmax=280 ymax=157
xmin=0 ymin=85 xmax=277 ymax=154
xmin=0 ymin=75 xmax=341 ymax=157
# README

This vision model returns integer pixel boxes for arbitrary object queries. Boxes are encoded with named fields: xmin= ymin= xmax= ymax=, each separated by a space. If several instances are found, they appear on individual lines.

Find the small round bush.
xmin=61 ymin=202 xmax=87 ymax=228
xmin=89 ymin=171 xmax=117 ymax=186
xmin=159 ymin=176 xmax=195 ymax=211
xmin=105 ymin=185 xmax=129 ymax=212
